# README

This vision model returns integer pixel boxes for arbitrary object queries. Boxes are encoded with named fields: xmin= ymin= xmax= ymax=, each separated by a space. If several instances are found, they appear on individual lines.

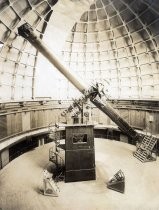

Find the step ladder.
xmin=107 ymin=170 xmax=125 ymax=193
xmin=134 ymin=135 xmax=157 ymax=162
xmin=43 ymin=170 xmax=59 ymax=197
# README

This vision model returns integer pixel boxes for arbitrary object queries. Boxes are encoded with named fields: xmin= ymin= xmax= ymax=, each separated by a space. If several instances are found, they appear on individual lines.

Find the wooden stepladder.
xmin=43 ymin=170 xmax=59 ymax=197
xmin=134 ymin=135 xmax=157 ymax=162
xmin=107 ymin=170 xmax=125 ymax=193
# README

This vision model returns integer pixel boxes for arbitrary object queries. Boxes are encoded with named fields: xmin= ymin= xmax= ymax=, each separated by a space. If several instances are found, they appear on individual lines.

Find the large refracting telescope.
xmin=18 ymin=23 xmax=141 ymax=142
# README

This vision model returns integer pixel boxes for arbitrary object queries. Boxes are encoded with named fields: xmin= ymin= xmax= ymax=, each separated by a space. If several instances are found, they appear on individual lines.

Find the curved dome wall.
xmin=0 ymin=0 xmax=159 ymax=101
xmin=0 ymin=0 xmax=57 ymax=101
xmin=62 ymin=0 xmax=159 ymax=99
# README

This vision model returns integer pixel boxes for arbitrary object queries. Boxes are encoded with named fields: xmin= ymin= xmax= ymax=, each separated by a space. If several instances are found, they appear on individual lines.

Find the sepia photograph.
xmin=0 ymin=0 xmax=159 ymax=209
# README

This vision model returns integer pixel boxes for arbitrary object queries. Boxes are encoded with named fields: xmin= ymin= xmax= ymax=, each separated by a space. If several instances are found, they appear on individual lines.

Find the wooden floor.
xmin=0 ymin=139 xmax=159 ymax=210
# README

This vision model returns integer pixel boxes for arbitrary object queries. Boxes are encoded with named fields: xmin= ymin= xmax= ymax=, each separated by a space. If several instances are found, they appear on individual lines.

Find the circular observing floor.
xmin=0 ymin=139 xmax=159 ymax=210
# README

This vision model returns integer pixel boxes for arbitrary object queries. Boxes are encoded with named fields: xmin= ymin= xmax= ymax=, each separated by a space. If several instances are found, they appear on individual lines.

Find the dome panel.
xmin=90 ymin=3 xmax=96 ymax=10
xmin=80 ymin=12 xmax=88 ymax=22
xmin=96 ymin=20 xmax=108 ymax=31
xmin=0 ymin=23 xmax=11 ymax=42
xmin=131 ymin=0 xmax=148 ymax=15
xmin=7 ymin=47 xmax=20 ymax=62
xmin=135 ymin=42 xmax=147 ymax=53
xmin=36 ymin=21 xmax=47 ymax=33
xmin=96 ymin=0 xmax=103 ymax=9
xmin=24 ymin=10 xmax=42 ymax=28
xmin=127 ymin=19 xmax=143 ymax=33
xmin=87 ymin=22 xmax=98 ymax=32
xmin=12 ymin=0 xmax=31 ymax=17
xmin=86 ymin=33 xmax=98 ymax=43
xmin=109 ymin=15 xmax=123 ymax=28
xmin=120 ymin=9 xmax=135 ymax=23
xmin=102 ymin=0 xmax=110 ymax=6
xmin=0 ymin=0 xmax=9 ymax=11
xmin=148 ymin=20 xmax=159 ymax=37
xmin=73 ymin=33 xmax=86 ymax=43
xmin=75 ymin=23 xmax=87 ymax=33
xmin=89 ymin=10 xmax=97 ymax=21
xmin=97 ymin=8 xmax=107 ymax=20
xmin=106 ymin=5 xmax=117 ymax=17
xmin=35 ymin=1 xmax=51 ymax=17
xmin=140 ymin=9 xmax=159 ymax=25
xmin=113 ymin=0 xmax=126 ymax=12
xmin=0 ymin=7 xmax=20 ymax=29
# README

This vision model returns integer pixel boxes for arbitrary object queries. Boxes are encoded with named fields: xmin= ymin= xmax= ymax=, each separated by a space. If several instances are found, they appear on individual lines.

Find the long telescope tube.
xmin=18 ymin=23 xmax=87 ymax=93
xmin=18 ymin=23 xmax=139 ymax=141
